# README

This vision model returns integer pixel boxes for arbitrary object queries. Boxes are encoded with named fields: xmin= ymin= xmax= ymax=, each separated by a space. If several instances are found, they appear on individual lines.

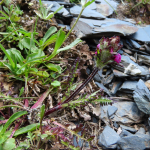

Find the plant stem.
xmin=64 ymin=6 xmax=85 ymax=42
xmin=44 ymin=67 xmax=99 ymax=117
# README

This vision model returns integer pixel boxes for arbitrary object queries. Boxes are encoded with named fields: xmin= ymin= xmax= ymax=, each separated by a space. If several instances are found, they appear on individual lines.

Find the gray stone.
xmin=98 ymin=126 xmax=120 ymax=149
xmin=95 ymin=82 xmax=112 ymax=96
xmin=70 ymin=5 xmax=105 ymax=19
xmin=129 ymin=39 xmax=141 ymax=49
xmin=112 ymin=102 xmax=145 ymax=124
xmin=121 ymin=55 xmax=149 ymax=76
xmin=107 ymin=106 xmax=118 ymax=117
xmin=119 ymin=129 xmax=133 ymax=137
xmin=129 ymin=25 xmax=150 ymax=43
xmin=111 ymin=81 xmax=123 ymax=95
xmin=133 ymin=79 xmax=150 ymax=114
xmin=138 ymin=54 xmax=150 ymax=66
xmin=119 ymin=80 xmax=138 ymax=93
xmin=120 ymin=125 xmax=137 ymax=133
xmin=117 ymin=134 xmax=150 ymax=150
xmin=71 ymin=18 xmax=138 ymax=38
xmin=136 ymin=127 xmax=145 ymax=135
xmin=86 ymin=0 xmax=97 ymax=10
xmin=42 ymin=1 xmax=64 ymax=14
xmin=58 ymin=24 xmax=70 ymax=30
xmin=96 ymin=0 xmax=118 ymax=16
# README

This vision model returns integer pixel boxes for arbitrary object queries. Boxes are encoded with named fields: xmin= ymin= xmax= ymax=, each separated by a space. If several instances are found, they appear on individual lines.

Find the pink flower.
xmin=95 ymin=51 xmax=97 ymax=55
xmin=97 ymin=44 xmax=100 ymax=50
xmin=113 ymin=54 xmax=121 ymax=63
xmin=110 ymin=47 xmax=113 ymax=53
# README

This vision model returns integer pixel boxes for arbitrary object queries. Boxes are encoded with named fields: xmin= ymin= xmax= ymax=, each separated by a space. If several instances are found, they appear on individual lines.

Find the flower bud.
xmin=95 ymin=36 xmax=122 ymax=69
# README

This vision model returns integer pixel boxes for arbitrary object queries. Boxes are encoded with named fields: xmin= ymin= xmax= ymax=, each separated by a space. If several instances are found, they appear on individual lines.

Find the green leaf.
xmin=3 ymin=6 xmax=9 ymax=14
xmin=0 ymin=111 xmax=27 ymax=135
xmin=5 ymin=48 xmax=24 ymax=65
xmin=30 ymin=71 xmax=49 ymax=78
xmin=46 ymin=63 xmax=61 ymax=73
xmin=0 ymin=11 xmax=9 ymax=19
xmin=57 ymin=38 xmax=82 ymax=53
xmin=42 ymin=26 xmax=57 ymax=44
xmin=0 ymin=44 xmax=15 ymax=69
xmin=40 ymin=104 xmax=45 ymax=121
xmin=21 ymin=37 xmax=38 ymax=52
xmin=41 ymin=134 xmax=48 ymax=139
xmin=53 ymin=6 xmax=63 ymax=14
xmin=54 ymin=29 xmax=66 ymax=51
xmin=46 ymin=29 xmax=65 ymax=61
xmin=2 ymin=138 xmax=16 ymax=150
xmin=0 ymin=135 xmax=7 ymax=145
xmin=84 ymin=0 xmax=95 ymax=8
xmin=14 ymin=123 xmax=40 ymax=136
xmin=51 ymin=80 xmax=61 ymax=87
xmin=19 ymin=87 xmax=24 ymax=97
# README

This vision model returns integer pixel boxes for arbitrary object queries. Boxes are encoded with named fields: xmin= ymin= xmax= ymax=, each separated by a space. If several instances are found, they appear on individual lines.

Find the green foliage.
xmin=34 ymin=0 xmax=63 ymax=20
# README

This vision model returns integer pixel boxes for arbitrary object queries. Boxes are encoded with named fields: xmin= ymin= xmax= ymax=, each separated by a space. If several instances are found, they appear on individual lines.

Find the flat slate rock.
xmin=117 ymin=134 xmax=150 ymax=150
xmin=133 ymin=79 xmax=150 ymax=114
xmin=70 ymin=5 xmax=105 ymax=19
xmin=112 ymin=102 xmax=145 ymax=124
xmin=71 ymin=18 xmax=138 ymax=38
xmin=98 ymin=125 xmax=120 ymax=149
xmin=129 ymin=25 xmax=150 ymax=43
xmin=96 ymin=0 xmax=118 ymax=16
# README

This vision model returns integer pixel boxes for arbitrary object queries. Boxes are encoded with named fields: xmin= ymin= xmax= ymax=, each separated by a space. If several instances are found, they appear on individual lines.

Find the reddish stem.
xmin=44 ymin=68 xmax=99 ymax=117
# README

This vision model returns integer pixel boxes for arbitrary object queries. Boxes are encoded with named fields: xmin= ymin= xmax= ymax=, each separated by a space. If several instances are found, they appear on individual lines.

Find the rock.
xmin=58 ymin=24 xmax=70 ymax=30
xmin=119 ymin=129 xmax=133 ymax=137
xmin=148 ymin=117 xmax=150 ymax=126
xmin=41 ymin=1 xmax=69 ymax=16
xmin=138 ymin=54 xmax=150 ymax=66
xmin=107 ymin=105 xmax=118 ymax=117
xmin=96 ymin=0 xmax=118 ymax=16
xmin=42 ymin=1 xmax=64 ymax=14
xmin=111 ymin=81 xmax=123 ymax=95
xmin=98 ymin=125 xmax=120 ymax=149
xmin=86 ymin=0 xmax=97 ymax=10
xmin=133 ymin=79 xmax=150 ymax=114
xmin=71 ymin=18 xmax=138 ymax=38
xmin=129 ymin=25 xmax=150 ymax=43
xmin=121 ymin=55 xmax=149 ymax=76
xmin=112 ymin=69 xmax=129 ymax=78
xmin=119 ymin=80 xmax=138 ymax=94
xmin=129 ymin=39 xmax=141 ymax=49
xmin=112 ymin=102 xmax=145 ymax=124
xmin=136 ymin=127 xmax=145 ymax=135
xmin=70 ymin=5 xmax=105 ymax=19
xmin=95 ymin=82 xmax=112 ymax=96
xmin=117 ymin=134 xmax=150 ymax=150
xmin=120 ymin=125 xmax=137 ymax=133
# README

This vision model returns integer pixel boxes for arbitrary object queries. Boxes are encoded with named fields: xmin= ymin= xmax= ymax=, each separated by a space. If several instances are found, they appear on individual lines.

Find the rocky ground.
xmin=45 ymin=0 xmax=150 ymax=149
xmin=0 ymin=0 xmax=150 ymax=149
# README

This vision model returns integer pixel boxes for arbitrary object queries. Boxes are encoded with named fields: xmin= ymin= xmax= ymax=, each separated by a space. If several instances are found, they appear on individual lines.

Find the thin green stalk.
xmin=64 ymin=6 xmax=85 ymax=42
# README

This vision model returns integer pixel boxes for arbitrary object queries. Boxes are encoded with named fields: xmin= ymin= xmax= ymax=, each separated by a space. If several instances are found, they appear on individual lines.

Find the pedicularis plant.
xmin=0 ymin=0 xmax=123 ymax=149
